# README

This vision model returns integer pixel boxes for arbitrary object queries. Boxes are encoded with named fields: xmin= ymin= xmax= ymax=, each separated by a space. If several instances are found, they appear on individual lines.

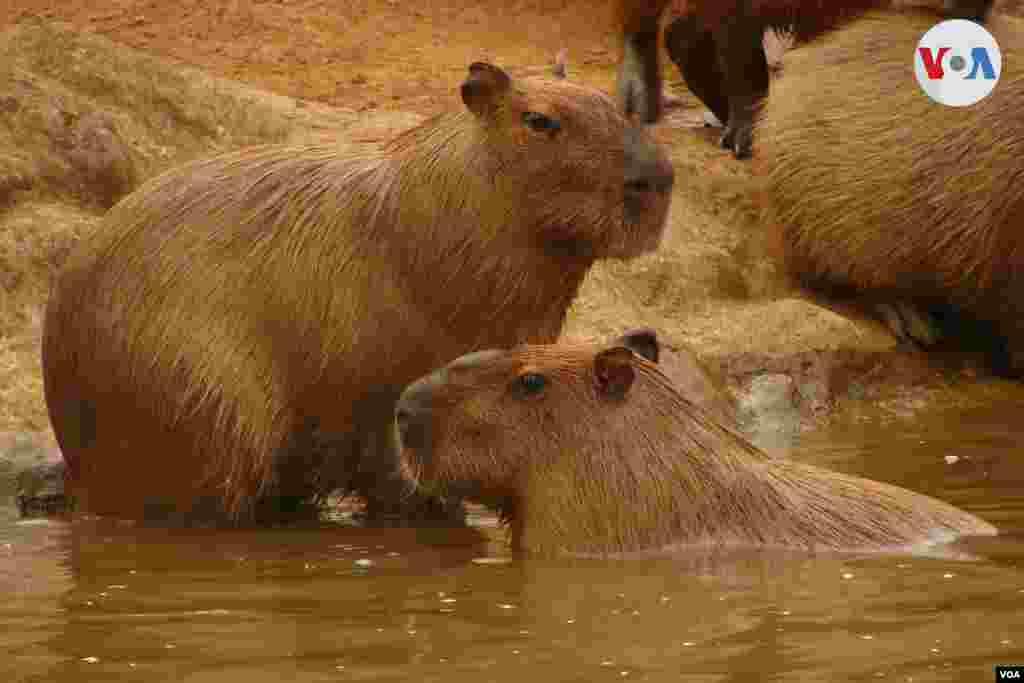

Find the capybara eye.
xmin=515 ymin=372 xmax=547 ymax=396
xmin=521 ymin=111 xmax=561 ymax=135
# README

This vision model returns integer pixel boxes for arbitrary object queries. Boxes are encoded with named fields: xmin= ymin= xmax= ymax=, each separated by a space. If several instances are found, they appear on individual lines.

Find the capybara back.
xmin=759 ymin=11 xmax=1024 ymax=373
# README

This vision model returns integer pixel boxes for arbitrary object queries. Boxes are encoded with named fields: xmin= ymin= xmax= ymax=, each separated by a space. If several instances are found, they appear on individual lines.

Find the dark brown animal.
xmin=759 ymin=11 xmax=1024 ymax=375
xmin=41 ymin=60 xmax=675 ymax=526
xmin=616 ymin=0 xmax=994 ymax=158
xmin=395 ymin=335 xmax=996 ymax=556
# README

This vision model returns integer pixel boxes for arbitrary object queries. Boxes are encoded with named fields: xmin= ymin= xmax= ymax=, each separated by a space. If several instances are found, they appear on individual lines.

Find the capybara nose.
xmin=624 ymin=126 xmax=675 ymax=195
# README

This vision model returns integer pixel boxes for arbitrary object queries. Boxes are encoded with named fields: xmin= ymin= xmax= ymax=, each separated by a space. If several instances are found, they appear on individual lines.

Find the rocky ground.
xmin=2 ymin=1 xmax=1022 ymax=512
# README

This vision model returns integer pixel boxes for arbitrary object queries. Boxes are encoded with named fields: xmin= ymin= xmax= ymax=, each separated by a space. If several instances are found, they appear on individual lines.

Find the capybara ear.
xmin=593 ymin=347 xmax=637 ymax=399
xmin=552 ymin=49 xmax=568 ymax=80
xmin=613 ymin=327 xmax=659 ymax=364
xmin=461 ymin=62 xmax=513 ymax=118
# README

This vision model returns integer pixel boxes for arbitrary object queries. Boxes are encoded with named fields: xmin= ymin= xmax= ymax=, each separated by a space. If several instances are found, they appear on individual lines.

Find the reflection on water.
xmin=2 ymin=396 xmax=1024 ymax=682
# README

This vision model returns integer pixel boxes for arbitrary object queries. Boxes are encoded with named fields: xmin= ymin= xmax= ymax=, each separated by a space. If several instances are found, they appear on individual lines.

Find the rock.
xmin=736 ymin=373 xmax=799 ymax=456
xmin=0 ymin=432 xmax=69 ymax=517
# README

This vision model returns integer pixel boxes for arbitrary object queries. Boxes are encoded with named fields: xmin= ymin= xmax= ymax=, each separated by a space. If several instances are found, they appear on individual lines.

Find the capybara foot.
xmin=358 ymin=492 xmax=467 ymax=528
xmin=872 ymin=302 xmax=944 ymax=349
xmin=720 ymin=124 xmax=753 ymax=159
xmin=250 ymin=494 xmax=324 ymax=525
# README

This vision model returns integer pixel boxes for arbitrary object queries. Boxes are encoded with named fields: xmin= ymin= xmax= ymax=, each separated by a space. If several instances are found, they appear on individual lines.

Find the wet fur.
xmin=397 ymin=342 xmax=996 ymax=556
xmin=759 ymin=11 xmax=1024 ymax=373
xmin=42 ymin=69 xmax=672 ymax=525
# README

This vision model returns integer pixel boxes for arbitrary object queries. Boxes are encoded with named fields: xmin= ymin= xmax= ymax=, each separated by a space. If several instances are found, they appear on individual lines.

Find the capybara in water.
xmin=615 ymin=0 xmax=993 ymax=158
xmin=759 ymin=11 xmax=1024 ymax=375
xmin=42 ymin=60 xmax=675 ymax=526
xmin=395 ymin=335 xmax=996 ymax=556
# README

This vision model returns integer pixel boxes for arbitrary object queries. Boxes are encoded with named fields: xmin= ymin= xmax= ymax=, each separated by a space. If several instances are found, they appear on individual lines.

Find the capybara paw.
xmin=15 ymin=460 xmax=68 ymax=518
xmin=731 ymin=127 xmax=753 ymax=160
xmin=358 ymin=494 xmax=467 ymax=528
xmin=872 ymin=302 xmax=943 ymax=349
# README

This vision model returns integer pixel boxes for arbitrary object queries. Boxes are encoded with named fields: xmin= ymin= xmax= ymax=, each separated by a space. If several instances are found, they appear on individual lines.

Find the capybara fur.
xmin=41 ymin=60 xmax=675 ymax=526
xmin=616 ymin=0 xmax=993 ymax=158
xmin=758 ymin=11 xmax=1024 ymax=375
xmin=395 ymin=335 xmax=996 ymax=556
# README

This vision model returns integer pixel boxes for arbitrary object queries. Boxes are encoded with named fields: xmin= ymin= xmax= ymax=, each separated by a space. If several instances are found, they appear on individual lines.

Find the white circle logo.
xmin=915 ymin=19 xmax=1001 ymax=107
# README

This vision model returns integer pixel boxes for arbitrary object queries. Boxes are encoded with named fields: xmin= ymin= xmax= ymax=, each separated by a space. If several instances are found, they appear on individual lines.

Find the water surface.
xmin=3 ymin=395 xmax=1023 ymax=682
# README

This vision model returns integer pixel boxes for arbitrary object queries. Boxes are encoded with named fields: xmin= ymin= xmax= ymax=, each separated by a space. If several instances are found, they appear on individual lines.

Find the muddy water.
xmin=3 ymin=397 xmax=1024 ymax=683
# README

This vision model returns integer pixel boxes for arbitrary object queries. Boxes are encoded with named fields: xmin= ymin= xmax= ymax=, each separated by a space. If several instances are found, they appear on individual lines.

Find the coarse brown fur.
xmin=41 ymin=60 xmax=674 ymax=526
xmin=759 ymin=11 xmax=1024 ymax=375
xmin=395 ymin=337 xmax=996 ymax=557
xmin=616 ymin=0 xmax=993 ymax=158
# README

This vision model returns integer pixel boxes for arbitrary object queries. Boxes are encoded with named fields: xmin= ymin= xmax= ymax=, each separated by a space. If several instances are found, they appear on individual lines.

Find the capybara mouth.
xmin=623 ymin=189 xmax=672 ymax=252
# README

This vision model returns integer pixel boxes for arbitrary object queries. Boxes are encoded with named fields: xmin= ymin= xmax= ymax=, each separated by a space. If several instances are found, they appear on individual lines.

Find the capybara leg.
xmin=355 ymin=417 xmax=465 ymax=527
xmin=664 ymin=13 xmax=730 ymax=126
xmin=249 ymin=494 xmax=323 ymax=525
xmin=617 ymin=30 xmax=664 ymax=123
xmin=871 ymin=302 xmax=1024 ymax=378
xmin=715 ymin=16 xmax=769 ymax=159
xmin=871 ymin=302 xmax=944 ymax=349
xmin=946 ymin=0 xmax=993 ymax=22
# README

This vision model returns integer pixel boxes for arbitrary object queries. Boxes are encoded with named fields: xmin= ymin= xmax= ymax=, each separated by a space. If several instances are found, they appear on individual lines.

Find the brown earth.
xmin=2 ymin=0 xmax=1023 ymax=463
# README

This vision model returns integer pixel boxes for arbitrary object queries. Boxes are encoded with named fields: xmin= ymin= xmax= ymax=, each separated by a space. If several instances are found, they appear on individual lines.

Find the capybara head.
xmin=436 ymin=61 xmax=674 ymax=259
xmin=395 ymin=330 xmax=667 ymax=505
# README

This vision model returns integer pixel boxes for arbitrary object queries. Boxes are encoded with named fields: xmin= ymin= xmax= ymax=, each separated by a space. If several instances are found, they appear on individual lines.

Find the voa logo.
xmin=915 ymin=19 xmax=1001 ymax=107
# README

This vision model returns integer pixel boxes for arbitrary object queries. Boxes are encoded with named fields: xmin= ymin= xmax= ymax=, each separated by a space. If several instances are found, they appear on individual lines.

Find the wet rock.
xmin=735 ymin=373 xmax=799 ymax=456
xmin=711 ymin=348 xmax=994 ymax=426
xmin=16 ymin=460 xmax=67 ymax=517
xmin=0 ymin=432 xmax=69 ymax=517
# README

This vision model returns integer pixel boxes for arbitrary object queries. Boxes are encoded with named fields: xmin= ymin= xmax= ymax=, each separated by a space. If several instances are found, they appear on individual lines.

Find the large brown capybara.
xmin=615 ymin=0 xmax=993 ymax=158
xmin=41 ymin=60 xmax=675 ymax=526
xmin=758 ymin=11 xmax=1024 ymax=376
xmin=395 ymin=334 xmax=996 ymax=556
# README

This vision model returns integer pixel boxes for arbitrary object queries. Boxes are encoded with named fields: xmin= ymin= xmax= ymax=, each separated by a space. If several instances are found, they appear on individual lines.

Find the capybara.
xmin=395 ymin=335 xmax=996 ymax=556
xmin=41 ymin=60 xmax=675 ymax=526
xmin=759 ymin=11 xmax=1024 ymax=375
xmin=615 ymin=0 xmax=993 ymax=158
